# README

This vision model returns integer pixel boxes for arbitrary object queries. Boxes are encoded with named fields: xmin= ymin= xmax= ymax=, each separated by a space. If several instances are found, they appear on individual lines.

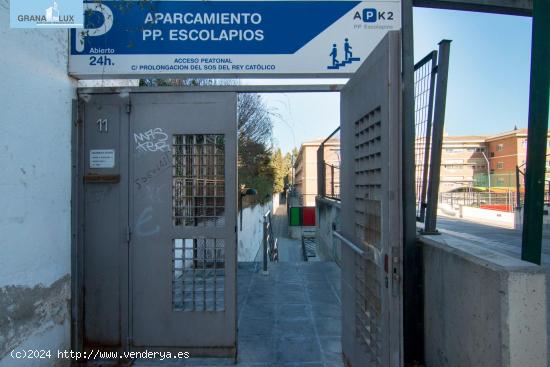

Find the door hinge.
xmin=126 ymin=225 xmax=132 ymax=243
xmin=126 ymin=102 xmax=132 ymax=114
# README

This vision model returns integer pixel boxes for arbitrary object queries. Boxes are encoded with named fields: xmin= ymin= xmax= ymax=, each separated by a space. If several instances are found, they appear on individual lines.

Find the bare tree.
xmin=140 ymin=78 xmax=274 ymax=146
xmin=237 ymin=93 xmax=273 ymax=147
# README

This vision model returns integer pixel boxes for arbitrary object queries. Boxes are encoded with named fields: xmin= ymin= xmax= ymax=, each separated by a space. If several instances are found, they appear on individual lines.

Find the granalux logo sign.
xmin=10 ymin=0 xmax=83 ymax=28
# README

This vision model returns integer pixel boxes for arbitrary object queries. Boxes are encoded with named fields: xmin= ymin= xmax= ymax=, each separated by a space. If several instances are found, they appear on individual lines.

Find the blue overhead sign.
xmin=69 ymin=0 xmax=401 ymax=78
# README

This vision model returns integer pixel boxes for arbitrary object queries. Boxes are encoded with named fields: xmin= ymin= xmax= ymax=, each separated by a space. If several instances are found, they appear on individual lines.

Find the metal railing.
xmin=262 ymin=211 xmax=278 ymax=274
xmin=317 ymin=126 xmax=341 ymax=200
xmin=439 ymin=191 xmax=517 ymax=212
xmin=414 ymin=41 xmax=452 ymax=233
xmin=414 ymin=50 xmax=438 ymax=222
xmin=516 ymin=161 xmax=550 ymax=208
xmin=322 ymin=162 xmax=341 ymax=200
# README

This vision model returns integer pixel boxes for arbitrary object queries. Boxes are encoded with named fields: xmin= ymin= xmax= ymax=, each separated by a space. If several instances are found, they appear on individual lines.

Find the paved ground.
xmin=236 ymin=262 xmax=343 ymax=367
xmin=272 ymin=204 xmax=303 ymax=262
xmin=135 ymin=262 xmax=343 ymax=367
xmin=435 ymin=215 xmax=550 ymax=357
xmin=277 ymin=237 xmax=304 ymax=262
xmin=436 ymin=215 xmax=550 ymax=261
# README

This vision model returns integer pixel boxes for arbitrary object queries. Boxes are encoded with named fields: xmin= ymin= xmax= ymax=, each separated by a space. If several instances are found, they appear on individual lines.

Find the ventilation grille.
xmin=172 ymin=238 xmax=225 ymax=312
xmin=173 ymin=134 xmax=225 ymax=227
xmin=354 ymin=107 xmax=382 ymax=248
xmin=355 ymin=254 xmax=382 ymax=364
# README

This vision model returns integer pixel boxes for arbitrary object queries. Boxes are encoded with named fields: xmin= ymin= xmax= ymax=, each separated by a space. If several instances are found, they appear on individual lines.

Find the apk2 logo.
xmin=354 ymin=8 xmax=394 ymax=23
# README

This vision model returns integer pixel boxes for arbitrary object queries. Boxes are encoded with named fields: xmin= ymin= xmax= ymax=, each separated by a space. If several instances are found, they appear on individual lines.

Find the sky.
xmin=249 ymin=8 xmax=533 ymax=154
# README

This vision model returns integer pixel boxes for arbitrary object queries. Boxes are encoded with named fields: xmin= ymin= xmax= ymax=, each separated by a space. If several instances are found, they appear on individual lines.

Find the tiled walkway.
xmin=135 ymin=261 xmax=343 ymax=366
xmin=272 ymin=204 xmax=303 ymax=262
xmin=237 ymin=261 xmax=343 ymax=367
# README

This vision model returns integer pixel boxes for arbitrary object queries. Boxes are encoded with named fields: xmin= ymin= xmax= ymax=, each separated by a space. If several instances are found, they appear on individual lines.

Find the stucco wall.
xmin=459 ymin=206 xmax=515 ymax=228
xmin=238 ymin=200 xmax=273 ymax=262
xmin=272 ymin=192 xmax=280 ymax=214
xmin=0 ymin=3 xmax=75 ymax=364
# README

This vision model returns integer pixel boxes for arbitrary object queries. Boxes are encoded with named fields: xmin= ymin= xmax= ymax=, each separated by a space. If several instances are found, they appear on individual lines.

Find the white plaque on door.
xmin=90 ymin=149 xmax=115 ymax=169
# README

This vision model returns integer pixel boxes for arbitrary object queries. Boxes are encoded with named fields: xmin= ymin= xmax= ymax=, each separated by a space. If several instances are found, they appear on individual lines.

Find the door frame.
xmin=72 ymin=85 xmax=350 ymax=353
xmin=71 ymin=75 xmax=408 ymax=361
xmin=73 ymin=90 xmax=242 ymax=356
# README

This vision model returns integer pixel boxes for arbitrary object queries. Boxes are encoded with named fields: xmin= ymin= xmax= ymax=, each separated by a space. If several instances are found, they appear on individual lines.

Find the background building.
xmin=484 ymin=128 xmax=529 ymax=188
xmin=439 ymin=135 xmax=488 ymax=192
xmin=429 ymin=128 xmax=550 ymax=192
xmin=294 ymin=138 xmax=340 ymax=206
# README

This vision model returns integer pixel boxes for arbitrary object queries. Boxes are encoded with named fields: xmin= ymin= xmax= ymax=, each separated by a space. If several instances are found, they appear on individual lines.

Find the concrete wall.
xmin=0 ymin=5 xmax=75 ymax=365
xmin=459 ymin=206 xmax=515 ymax=228
xmin=315 ymin=196 xmax=341 ymax=264
xmin=272 ymin=192 xmax=280 ymax=214
xmin=238 ymin=200 xmax=273 ymax=262
xmin=421 ymin=233 xmax=547 ymax=367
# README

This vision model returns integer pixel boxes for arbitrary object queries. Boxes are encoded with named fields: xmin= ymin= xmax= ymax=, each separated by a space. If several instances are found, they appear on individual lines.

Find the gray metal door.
xmin=79 ymin=93 xmax=130 ymax=351
xmin=339 ymin=31 xmax=403 ymax=367
xmin=129 ymin=92 xmax=237 ymax=355
xmin=77 ymin=91 xmax=237 ymax=356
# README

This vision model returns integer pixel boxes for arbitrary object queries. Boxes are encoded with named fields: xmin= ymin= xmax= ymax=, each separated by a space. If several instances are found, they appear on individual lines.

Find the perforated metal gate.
xmin=338 ymin=31 xmax=403 ymax=367
xmin=76 ymin=91 xmax=237 ymax=357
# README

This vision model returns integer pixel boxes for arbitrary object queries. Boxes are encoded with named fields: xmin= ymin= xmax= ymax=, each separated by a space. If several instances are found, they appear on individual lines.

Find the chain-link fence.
xmin=439 ymin=191 xmax=517 ymax=212
xmin=414 ymin=50 xmax=438 ymax=222
xmin=317 ymin=126 xmax=341 ymax=201
xmin=322 ymin=162 xmax=340 ymax=200
xmin=413 ymin=41 xmax=451 ymax=233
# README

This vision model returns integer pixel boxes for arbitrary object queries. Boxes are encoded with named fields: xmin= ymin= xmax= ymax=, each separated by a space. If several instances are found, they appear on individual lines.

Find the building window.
xmin=496 ymin=144 xmax=504 ymax=152
xmin=475 ymin=148 xmax=485 ymax=152
xmin=496 ymin=177 xmax=505 ymax=186
xmin=496 ymin=162 xmax=504 ymax=169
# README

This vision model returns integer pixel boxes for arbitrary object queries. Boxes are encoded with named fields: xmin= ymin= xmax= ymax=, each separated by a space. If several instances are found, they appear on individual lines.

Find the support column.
xmin=521 ymin=0 xmax=550 ymax=265
xmin=401 ymin=0 xmax=424 ymax=364
xmin=424 ymin=40 xmax=451 ymax=234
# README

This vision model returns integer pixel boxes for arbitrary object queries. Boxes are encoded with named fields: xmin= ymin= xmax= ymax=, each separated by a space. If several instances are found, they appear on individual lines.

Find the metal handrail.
xmin=262 ymin=211 xmax=278 ymax=274
xmin=334 ymin=231 xmax=364 ymax=256
xmin=334 ymin=231 xmax=382 ymax=266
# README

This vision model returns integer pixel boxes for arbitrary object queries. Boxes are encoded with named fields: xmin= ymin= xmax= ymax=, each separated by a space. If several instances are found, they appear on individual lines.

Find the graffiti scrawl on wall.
xmin=134 ymin=128 xmax=169 ymax=153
